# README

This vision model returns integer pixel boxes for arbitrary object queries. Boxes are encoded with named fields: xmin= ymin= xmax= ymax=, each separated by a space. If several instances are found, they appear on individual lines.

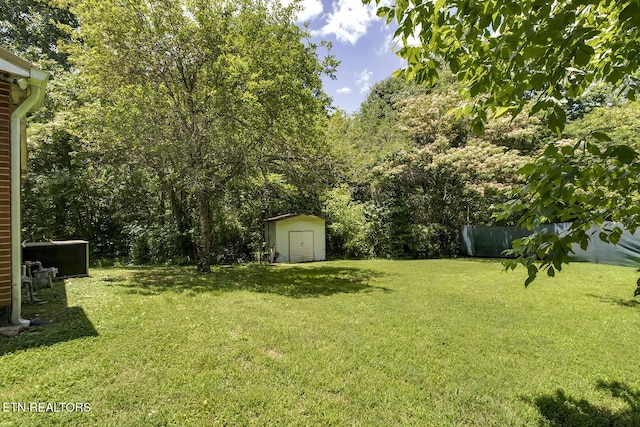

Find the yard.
xmin=1 ymin=259 xmax=640 ymax=426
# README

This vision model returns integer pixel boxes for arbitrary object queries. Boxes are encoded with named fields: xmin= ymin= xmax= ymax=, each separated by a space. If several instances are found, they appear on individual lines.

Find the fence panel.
xmin=461 ymin=222 xmax=640 ymax=267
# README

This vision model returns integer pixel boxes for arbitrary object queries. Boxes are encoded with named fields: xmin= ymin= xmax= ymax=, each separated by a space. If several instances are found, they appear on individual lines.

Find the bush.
xmin=128 ymin=223 xmax=193 ymax=265
xmin=407 ymin=223 xmax=460 ymax=258
xmin=323 ymin=185 xmax=374 ymax=258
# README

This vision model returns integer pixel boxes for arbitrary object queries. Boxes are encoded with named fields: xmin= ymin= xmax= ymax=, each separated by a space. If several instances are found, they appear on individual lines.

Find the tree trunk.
xmin=195 ymin=189 xmax=212 ymax=273
xmin=166 ymin=185 xmax=189 ymax=234
xmin=162 ymin=178 xmax=195 ymax=261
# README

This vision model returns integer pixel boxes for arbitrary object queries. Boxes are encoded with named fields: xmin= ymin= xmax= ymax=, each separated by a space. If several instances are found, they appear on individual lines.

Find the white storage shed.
xmin=264 ymin=214 xmax=326 ymax=263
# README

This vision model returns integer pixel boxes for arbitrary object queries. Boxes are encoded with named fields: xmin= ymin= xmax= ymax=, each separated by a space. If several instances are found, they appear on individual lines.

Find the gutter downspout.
xmin=10 ymin=84 xmax=42 ymax=326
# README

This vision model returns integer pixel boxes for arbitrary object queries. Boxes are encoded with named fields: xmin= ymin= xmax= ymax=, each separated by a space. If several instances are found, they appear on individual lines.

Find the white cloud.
xmin=297 ymin=0 xmax=324 ymax=22
xmin=337 ymin=87 xmax=353 ymax=94
xmin=406 ymin=23 xmax=423 ymax=47
xmin=356 ymin=69 xmax=374 ymax=94
xmin=312 ymin=0 xmax=378 ymax=45
xmin=376 ymin=32 xmax=395 ymax=56
xmin=281 ymin=0 xmax=323 ymax=22
xmin=356 ymin=69 xmax=373 ymax=85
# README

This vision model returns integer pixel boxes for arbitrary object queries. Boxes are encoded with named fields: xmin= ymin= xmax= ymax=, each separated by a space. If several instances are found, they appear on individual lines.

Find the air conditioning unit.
xmin=22 ymin=240 xmax=89 ymax=278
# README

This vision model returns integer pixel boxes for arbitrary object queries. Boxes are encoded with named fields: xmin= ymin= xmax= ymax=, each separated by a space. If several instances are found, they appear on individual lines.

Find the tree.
xmin=368 ymin=0 xmax=639 ymax=133
xmin=0 ymin=0 xmax=78 ymax=67
xmin=564 ymin=101 xmax=640 ymax=149
xmin=68 ymin=0 xmax=336 ymax=271
xmin=1 ymin=1 xmax=136 ymax=260
xmin=369 ymin=0 xmax=640 ymax=290
xmin=322 ymin=184 xmax=372 ymax=258
xmin=321 ymin=71 xmax=548 ymax=259
xmin=367 ymin=86 xmax=541 ymax=258
xmin=332 ymin=77 xmax=425 ymax=187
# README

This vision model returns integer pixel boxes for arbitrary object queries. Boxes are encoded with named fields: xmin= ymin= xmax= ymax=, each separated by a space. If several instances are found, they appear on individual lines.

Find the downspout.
xmin=10 ymin=84 xmax=42 ymax=326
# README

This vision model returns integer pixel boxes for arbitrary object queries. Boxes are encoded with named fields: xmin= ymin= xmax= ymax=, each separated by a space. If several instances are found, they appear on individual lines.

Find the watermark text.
xmin=2 ymin=402 xmax=91 ymax=413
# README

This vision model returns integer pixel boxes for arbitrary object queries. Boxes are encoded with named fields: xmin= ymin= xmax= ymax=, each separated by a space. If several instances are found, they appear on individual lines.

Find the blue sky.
xmin=285 ymin=0 xmax=405 ymax=114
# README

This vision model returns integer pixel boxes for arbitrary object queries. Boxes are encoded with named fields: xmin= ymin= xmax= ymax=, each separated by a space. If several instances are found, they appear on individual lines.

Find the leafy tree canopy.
xmin=67 ymin=0 xmax=336 ymax=271
xmin=564 ymin=101 xmax=640 ymax=148
xmin=0 ymin=0 xmax=78 ymax=67
xmin=368 ymin=0 xmax=640 ymax=290
xmin=367 ymin=0 xmax=640 ymax=134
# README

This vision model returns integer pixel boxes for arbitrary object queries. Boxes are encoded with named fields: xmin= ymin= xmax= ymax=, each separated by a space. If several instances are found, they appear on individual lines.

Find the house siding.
xmin=0 ymin=80 xmax=11 ymax=307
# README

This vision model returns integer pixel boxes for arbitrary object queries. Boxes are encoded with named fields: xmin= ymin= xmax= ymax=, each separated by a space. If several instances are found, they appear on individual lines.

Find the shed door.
xmin=289 ymin=231 xmax=314 ymax=262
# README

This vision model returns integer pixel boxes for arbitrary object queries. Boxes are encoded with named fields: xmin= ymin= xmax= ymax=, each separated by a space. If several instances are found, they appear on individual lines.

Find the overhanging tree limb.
xmin=367 ymin=0 xmax=640 ymax=290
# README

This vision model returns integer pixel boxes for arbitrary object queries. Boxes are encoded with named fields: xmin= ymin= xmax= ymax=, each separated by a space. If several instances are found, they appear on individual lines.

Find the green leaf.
xmin=518 ymin=163 xmax=536 ymax=176
xmin=530 ymin=73 xmax=548 ymax=90
xmin=574 ymin=44 xmax=594 ymax=67
xmin=434 ymin=0 xmax=446 ymax=12
xmin=619 ymin=3 xmax=638 ymax=22
xmin=522 ymin=45 xmax=546 ymax=60
xmin=525 ymin=264 xmax=538 ymax=287
xmin=610 ymin=227 xmax=622 ymax=245
xmin=612 ymin=145 xmax=636 ymax=163
xmin=543 ymin=144 xmax=558 ymax=157
xmin=591 ymin=131 xmax=612 ymax=142
xmin=472 ymin=118 xmax=485 ymax=135
xmin=494 ymin=106 xmax=514 ymax=119
xmin=580 ymin=238 xmax=589 ymax=251
xmin=376 ymin=7 xmax=391 ymax=18
xmin=561 ymin=145 xmax=573 ymax=156
xmin=548 ymin=106 xmax=566 ymax=134
xmin=450 ymin=57 xmax=460 ymax=73
xmin=530 ymin=100 xmax=550 ymax=115
xmin=586 ymin=142 xmax=601 ymax=155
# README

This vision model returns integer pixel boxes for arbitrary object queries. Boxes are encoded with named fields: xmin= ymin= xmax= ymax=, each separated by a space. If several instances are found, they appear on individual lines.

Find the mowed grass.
xmin=2 ymin=259 xmax=640 ymax=426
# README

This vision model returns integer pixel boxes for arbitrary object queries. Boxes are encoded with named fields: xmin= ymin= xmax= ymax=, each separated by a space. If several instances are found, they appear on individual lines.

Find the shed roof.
xmin=265 ymin=213 xmax=325 ymax=222
xmin=23 ymin=240 xmax=89 ymax=248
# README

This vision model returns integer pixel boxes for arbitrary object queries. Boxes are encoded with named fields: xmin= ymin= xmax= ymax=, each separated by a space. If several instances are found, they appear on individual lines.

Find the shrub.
xmin=323 ymin=185 xmax=374 ymax=258
xmin=128 ymin=223 xmax=192 ymax=265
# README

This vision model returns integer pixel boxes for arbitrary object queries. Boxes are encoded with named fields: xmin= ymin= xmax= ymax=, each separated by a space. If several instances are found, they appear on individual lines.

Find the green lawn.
xmin=2 ymin=259 xmax=640 ymax=426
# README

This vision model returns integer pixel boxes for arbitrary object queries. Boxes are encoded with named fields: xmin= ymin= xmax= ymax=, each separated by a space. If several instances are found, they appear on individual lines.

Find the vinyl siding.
xmin=0 ymin=81 xmax=12 ymax=307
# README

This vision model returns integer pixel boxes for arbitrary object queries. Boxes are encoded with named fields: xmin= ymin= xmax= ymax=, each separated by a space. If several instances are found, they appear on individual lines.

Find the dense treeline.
xmin=2 ymin=0 xmax=636 ymax=267
xmin=323 ymin=75 xmax=552 ymax=259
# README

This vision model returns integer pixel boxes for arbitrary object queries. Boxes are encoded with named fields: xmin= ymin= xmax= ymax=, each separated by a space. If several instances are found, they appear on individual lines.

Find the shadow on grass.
xmin=0 ymin=281 xmax=98 ymax=356
xmin=107 ymin=263 xmax=391 ymax=298
xmin=458 ymin=257 xmax=508 ymax=263
xmin=587 ymin=294 xmax=640 ymax=309
xmin=529 ymin=380 xmax=640 ymax=426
